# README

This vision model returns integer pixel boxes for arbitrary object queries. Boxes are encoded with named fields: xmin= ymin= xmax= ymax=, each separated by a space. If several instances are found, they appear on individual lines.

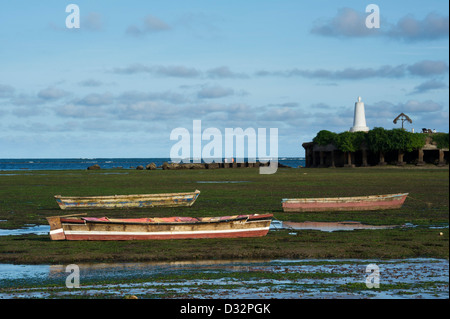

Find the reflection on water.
xmin=282 ymin=221 xmax=396 ymax=232
xmin=0 ymin=258 xmax=448 ymax=299
xmin=0 ymin=221 xmax=446 ymax=237
xmin=0 ymin=221 xmax=394 ymax=237
xmin=269 ymin=220 xmax=397 ymax=232
xmin=0 ymin=264 xmax=50 ymax=281
xmin=0 ymin=225 xmax=50 ymax=236
xmin=196 ymin=181 xmax=250 ymax=183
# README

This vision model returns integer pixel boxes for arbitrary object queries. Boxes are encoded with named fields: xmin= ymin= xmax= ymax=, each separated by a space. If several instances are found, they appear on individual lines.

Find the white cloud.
xmin=154 ymin=65 xmax=200 ymax=78
xmin=311 ymin=7 xmax=379 ymax=38
xmin=311 ymin=8 xmax=448 ymax=42
xmin=407 ymin=60 xmax=449 ymax=76
xmin=75 ymin=93 xmax=114 ymax=106
xmin=197 ymin=86 xmax=234 ymax=99
xmin=0 ymin=84 xmax=15 ymax=98
xmin=112 ymin=64 xmax=200 ymax=78
xmin=38 ymin=87 xmax=69 ymax=100
xmin=78 ymin=79 xmax=103 ymax=87
xmin=397 ymin=100 xmax=442 ymax=113
xmin=118 ymin=90 xmax=189 ymax=104
xmin=126 ymin=14 xmax=171 ymax=36
xmin=83 ymin=12 xmax=103 ymax=31
xmin=410 ymin=79 xmax=448 ymax=95
xmin=256 ymin=61 xmax=448 ymax=80
xmin=387 ymin=13 xmax=449 ymax=42
xmin=206 ymin=66 xmax=248 ymax=79
xmin=55 ymin=103 xmax=108 ymax=118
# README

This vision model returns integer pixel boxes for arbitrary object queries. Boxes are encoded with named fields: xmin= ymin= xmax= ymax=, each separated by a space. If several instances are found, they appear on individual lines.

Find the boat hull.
xmin=47 ymin=214 xmax=273 ymax=241
xmin=281 ymin=193 xmax=408 ymax=212
xmin=54 ymin=190 xmax=200 ymax=210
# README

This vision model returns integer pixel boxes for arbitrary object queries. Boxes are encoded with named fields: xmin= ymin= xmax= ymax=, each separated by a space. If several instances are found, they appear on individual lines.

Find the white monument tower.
xmin=350 ymin=96 xmax=369 ymax=132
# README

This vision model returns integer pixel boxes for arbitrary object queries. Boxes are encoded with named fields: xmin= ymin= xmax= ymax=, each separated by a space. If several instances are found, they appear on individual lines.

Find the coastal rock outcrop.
xmin=161 ymin=162 xmax=181 ymax=170
xmin=206 ymin=163 xmax=220 ymax=169
xmin=161 ymin=162 xmax=207 ymax=170
xmin=158 ymin=162 xmax=276 ymax=170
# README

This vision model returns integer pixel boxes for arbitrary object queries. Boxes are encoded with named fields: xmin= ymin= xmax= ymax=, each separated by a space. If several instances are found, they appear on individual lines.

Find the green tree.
xmin=335 ymin=131 xmax=367 ymax=166
xmin=312 ymin=128 xmax=427 ymax=166
xmin=390 ymin=129 xmax=413 ymax=152
xmin=312 ymin=130 xmax=338 ymax=146
xmin=410 ymin=133 xmax=427 ymax=150
xmin=431 ymin=133 xmax=449 ymax=149
xmin=367 ymin=127 xmax=390 ymax=153
xmin=336 ymin=131 xmax=366 ymax=152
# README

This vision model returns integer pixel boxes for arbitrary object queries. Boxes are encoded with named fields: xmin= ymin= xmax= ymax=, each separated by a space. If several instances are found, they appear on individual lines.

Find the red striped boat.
xmin=281 ymin=193 xmax=408 ymax=212
xmin=46 ymin=213 xmax=273 ymax=241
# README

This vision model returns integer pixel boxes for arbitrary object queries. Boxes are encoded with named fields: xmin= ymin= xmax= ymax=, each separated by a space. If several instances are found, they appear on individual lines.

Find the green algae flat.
xmin=0 ymin=167 xmax=448 ymax=263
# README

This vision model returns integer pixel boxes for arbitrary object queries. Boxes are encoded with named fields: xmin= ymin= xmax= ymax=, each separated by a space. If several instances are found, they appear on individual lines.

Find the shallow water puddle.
xmin=0 ymin=221 xmax=445 ymax=236
xmin=0 ymin=258 xmax=447 ymax=299
xmin=0 ymin=225 xmax=50 ymax=236
xmin=269 ymin=221 xmax=448 ymax=232
xmin=196 ymin=181 xmax=250 ymax=183
xmin=280 ymin=221 xmax=396 ymax=232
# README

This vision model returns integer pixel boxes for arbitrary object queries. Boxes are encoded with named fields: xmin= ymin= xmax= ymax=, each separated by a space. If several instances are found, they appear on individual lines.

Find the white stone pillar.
xmin=350 ymin=96 xmax=369 ymax=132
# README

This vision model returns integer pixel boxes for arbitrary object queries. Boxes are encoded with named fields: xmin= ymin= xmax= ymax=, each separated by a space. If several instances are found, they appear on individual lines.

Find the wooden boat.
xmin=46 ymin=213 xmax=273 ymax=241
xmin=54 ymin=190 xmax=200 ymax=210
xmin=281 ymin=193 xmax=408 ymax=212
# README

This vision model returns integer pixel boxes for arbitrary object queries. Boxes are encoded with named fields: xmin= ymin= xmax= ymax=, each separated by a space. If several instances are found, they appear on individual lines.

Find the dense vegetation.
xmin=431 ymin=133 xmax=450 ymax=149
xmin=312 ymin=128 xmax=446 ymax=153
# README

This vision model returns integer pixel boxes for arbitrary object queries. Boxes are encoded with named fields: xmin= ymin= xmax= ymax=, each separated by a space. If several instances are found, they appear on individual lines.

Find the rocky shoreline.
xmin=88 ymin=161 xmax=292 ymax=170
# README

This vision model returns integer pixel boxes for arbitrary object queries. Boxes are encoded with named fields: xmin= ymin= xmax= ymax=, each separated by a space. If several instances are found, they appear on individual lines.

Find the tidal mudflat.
xmin=0 ymin=258 xmax=447 ymax=299
xmin=0 ymin=167 xmax=448 ymax=300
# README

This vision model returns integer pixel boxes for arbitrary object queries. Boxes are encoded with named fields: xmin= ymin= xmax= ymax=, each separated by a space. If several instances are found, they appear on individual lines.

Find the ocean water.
xmin=0 ymin=158 xmax=305 ymax=171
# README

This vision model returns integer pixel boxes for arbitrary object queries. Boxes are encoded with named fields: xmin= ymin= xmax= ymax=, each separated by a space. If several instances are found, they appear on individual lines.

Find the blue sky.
xmin=0 ymin=0 xmax=448 ymax=158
